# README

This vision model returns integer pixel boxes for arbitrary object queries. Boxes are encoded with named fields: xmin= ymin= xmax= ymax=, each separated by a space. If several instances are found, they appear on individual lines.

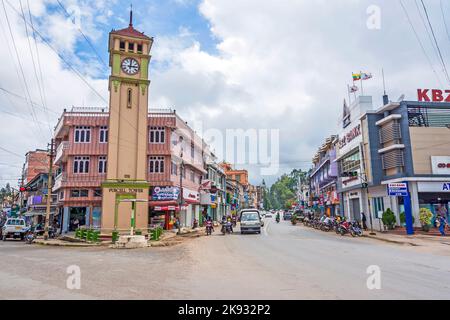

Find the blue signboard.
xmin=151 ymin=186 xmax=180 ymax=201
xmin=387 ymin=183 xmax=408 ymax=197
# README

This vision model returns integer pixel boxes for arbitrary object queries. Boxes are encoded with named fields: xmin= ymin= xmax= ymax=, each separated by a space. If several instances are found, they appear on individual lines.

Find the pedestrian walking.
xmin=361 ymin=212 xmax=368 ymax=231
xmin=437 ymin=215 xmax=447 ymax=236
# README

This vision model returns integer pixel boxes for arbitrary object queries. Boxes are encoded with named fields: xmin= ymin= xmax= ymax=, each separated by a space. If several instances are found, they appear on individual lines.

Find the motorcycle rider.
xmin=206 ymin=216 xmax=214 ymax=235
xmin=221 ymin=215 xmax=227 ymax=233
xmin=227 ymin=215 xmax=234 ymax=233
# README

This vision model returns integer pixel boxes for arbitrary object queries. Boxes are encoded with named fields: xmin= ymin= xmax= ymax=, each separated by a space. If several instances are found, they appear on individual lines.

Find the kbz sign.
xmin=417 ymin=89 xmax=450 ymax=102
xmin=338 ymin=124 xmax=361 ymax=148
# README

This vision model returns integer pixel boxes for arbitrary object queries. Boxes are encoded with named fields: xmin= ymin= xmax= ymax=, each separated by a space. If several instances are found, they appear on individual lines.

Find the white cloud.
xmin=1 ymin=0 xmax=449 ymax=187
xmin=149 ymin=0 xmax=450 ymax=185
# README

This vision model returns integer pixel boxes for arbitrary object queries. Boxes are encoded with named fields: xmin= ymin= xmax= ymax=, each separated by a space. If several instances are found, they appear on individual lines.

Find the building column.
xmin=389 ymin=196 xmax=401 ymax=226
xmin=409 ymin=182 xmax=421 ymax=227
xmin=85 ymin=206 xmax=91 ymax=228
xmin=89 ymin=205 xmax=94 ymax=227
xmin=62 ymin=207 xmax=70 ymax=234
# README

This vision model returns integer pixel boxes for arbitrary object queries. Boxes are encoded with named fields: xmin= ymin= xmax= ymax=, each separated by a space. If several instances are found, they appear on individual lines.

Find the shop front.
xmin=342 ymin=189 xmax=365 ymax=222
xmin=417 ymin=181 xmax=450 ymax=222
xmin=324 ymin=190 xmax=340 ymax=217
xmin=149 ymin=186 xmax=180 ymax=230
xmin=182 ymin=188 xmax=200 ymax=227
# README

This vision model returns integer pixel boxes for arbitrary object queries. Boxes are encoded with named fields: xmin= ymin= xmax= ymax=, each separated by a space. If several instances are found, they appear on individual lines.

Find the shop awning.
xmin=149 ymin=200 xmax=178 ymax=207
xmin=24 ymin=210 xmax=56 ymax=217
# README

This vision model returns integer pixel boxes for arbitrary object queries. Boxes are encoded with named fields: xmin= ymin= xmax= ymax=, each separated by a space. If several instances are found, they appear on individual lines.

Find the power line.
xmin=0 ymin=146 xmax=23 ymax=158
xmin=0 ymin=104 xmax=52 ymax=126
xmin=19 ymin=0 xmax=51 ymax=133
xmin=0 ymin=86 xmax=59 ymax=115
xmin=55 ymin=0 xmax=108 ymax=69
xmin=399 ymin=0 xmax=444 ymax=88
xmin=27 ymin=0 xmax=50 ymax=127
xmin=5 ymin=0 xmax=153 ymax=145
xmin=419 ymin=0 xmax=450 ymax=84
xmin=4 ymin=0 xmax=108 ymax=105
xmin=440 ymin=0 xmax=450 ymax=43
xmin=0 ymin=0 xmax=46 ymax=142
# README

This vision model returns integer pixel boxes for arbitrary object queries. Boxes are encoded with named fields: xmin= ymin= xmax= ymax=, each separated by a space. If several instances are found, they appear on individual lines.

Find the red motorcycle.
xmin=339 ymin=221 xmax=357 ymax=237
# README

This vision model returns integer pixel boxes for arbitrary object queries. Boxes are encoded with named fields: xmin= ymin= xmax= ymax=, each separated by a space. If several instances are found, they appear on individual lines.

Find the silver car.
xmin=240 ymin=209 xmax=263 ymax=234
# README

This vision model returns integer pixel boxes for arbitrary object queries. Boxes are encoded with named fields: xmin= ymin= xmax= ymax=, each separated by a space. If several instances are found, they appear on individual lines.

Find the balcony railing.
xmin=52 ymin=172 xmax=106 ymax=191
xmin=54 ymin=141 xmax=69 ymax=164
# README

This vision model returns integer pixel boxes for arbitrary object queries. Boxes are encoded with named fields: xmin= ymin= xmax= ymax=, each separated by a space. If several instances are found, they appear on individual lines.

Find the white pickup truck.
xmin=2 ymin=218 xmax=29 ymax=241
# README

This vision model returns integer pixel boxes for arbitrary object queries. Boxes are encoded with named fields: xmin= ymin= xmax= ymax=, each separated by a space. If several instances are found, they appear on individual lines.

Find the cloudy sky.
xmin=0 ymin=0 xmax=449 ymax=187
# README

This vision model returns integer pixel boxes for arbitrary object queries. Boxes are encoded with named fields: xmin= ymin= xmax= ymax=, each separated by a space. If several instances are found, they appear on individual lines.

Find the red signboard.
xmin=417 ymin=89 xmax=450 ymax=102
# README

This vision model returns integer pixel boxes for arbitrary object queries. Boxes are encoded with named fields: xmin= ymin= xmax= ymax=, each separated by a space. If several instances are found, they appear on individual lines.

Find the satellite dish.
xmin=397 ymin=94 xmax=405 ymax=102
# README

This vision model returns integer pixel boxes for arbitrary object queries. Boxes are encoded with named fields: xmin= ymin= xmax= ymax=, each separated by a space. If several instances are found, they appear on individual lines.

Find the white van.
xmin=239 ymin=209 xmax=263 ymax=234
xmin=2 ymin=218 xmax=28 ymax=241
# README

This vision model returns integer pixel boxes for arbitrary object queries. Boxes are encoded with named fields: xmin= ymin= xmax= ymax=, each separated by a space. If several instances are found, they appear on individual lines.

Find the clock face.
xmin=121 ymin=58 xmax=140 ymax=75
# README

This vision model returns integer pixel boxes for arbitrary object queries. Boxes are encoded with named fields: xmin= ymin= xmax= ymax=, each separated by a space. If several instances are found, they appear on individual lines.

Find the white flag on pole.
xmin=361 ymin=73 xmax=373 ymax=80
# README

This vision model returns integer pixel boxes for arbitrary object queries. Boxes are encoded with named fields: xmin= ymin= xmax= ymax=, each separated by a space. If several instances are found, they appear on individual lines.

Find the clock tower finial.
xmin=129 ymin=4 xmax=133 ymax=27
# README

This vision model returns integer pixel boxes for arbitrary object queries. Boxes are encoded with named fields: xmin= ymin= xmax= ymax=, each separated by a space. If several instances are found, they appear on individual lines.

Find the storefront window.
xmin=372 ymin=197 xmax=385 ymax=219
xmin=340 ymin=151 xmax=360 ymax=173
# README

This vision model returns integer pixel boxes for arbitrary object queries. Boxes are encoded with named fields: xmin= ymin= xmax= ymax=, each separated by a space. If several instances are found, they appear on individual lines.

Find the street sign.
xmin=387 ymin=183 xmax=408 ymax=197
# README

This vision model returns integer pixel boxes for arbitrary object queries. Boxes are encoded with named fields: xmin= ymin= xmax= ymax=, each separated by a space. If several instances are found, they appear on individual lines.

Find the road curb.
xmin=33 ymin=240 xmax=105 ymax=247
xmin=362 ymin=235 xmax=419 ymax=246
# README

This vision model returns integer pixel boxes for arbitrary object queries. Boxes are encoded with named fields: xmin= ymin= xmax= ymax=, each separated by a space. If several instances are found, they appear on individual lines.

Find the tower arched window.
xmin=127 ymin=88 xmax=132 ymax=108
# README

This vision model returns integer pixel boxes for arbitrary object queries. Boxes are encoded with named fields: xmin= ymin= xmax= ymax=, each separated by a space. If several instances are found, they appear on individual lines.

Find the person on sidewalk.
xmin=361 ymin=212 xmax=368 ymax=231
xmin=437 ymin=215 xmax=447 ymax=236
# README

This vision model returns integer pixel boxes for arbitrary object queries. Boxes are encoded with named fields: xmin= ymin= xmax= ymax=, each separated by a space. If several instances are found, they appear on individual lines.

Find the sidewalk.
xmin=363 ymin=230 xmax=450 ymax=248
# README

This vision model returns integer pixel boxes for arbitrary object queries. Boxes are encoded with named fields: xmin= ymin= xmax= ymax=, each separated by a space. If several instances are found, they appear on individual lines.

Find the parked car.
xmin=2 ymin=218 xmax=29 ymax=241
xmin=240 ymin=209 xmax=263 ymax=234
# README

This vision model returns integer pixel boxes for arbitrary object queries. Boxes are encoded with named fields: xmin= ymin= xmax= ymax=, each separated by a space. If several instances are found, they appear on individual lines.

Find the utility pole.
xmin=44 ymin=139 xmax=54 ymax=240
xmin=17 ymin=177 xmax=24 ymax=210
xmin=359 ymin=142 xmax=376 ymax=235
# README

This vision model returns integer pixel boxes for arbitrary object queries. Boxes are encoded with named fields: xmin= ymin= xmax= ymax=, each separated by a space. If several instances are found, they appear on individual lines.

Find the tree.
xmin=266 ymin=169 xmax=307 ymax=210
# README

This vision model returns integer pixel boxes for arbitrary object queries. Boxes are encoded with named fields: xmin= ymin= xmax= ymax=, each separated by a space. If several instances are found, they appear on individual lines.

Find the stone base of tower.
xmin=101 ymin=180 xmax=150 ymax=235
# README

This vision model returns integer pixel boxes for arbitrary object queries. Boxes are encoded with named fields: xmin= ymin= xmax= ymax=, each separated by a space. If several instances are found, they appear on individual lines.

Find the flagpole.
xmin=360 ymin=70 xmax=364 ymax=96
xmin=347 ymin=84 xmax=352 ymax=105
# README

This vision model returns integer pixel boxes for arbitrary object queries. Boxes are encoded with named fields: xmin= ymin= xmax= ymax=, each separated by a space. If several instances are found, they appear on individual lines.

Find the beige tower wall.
xmin=101 ymin=31 xmax=152 ymax=234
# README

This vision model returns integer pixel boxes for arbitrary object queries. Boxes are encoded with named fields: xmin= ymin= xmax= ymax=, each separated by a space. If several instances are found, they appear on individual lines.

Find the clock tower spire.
xmin=101 ymin=12 xmax=153 ymax=235
xmin=129 ymin=4 xmax=133 ymax=27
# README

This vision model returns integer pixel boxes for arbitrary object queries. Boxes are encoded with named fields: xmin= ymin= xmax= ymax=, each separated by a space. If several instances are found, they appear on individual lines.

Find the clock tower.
xmin=101 ymin=10 xmax=153 ymax=234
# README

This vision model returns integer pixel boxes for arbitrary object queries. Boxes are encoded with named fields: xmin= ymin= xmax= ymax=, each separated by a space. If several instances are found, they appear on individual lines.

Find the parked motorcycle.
xmin=351 ymin=221 xmax=363 ymax=237
xmin=339 ymin=221 xmax=357 ymax=237
xmin=320 ymin=220 xmax=333 ymax=232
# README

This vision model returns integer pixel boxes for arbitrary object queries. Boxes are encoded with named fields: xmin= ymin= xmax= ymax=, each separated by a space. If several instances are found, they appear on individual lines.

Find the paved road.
xmin=1 ymin=218 xmax=450 ymax=299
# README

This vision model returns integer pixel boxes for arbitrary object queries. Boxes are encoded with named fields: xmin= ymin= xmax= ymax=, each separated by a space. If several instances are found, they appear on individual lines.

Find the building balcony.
xmin=52 ymin=173 xmax=64 ymax=192
xmin=52 ymin=172 xmax=106 ymax=191
xmin=54 ymin=141 xmax=69 ymax=164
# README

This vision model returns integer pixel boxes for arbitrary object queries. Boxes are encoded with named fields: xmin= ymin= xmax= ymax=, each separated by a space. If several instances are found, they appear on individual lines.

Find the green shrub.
xmin=419 ymin=208 xmax=433 ymax=228
xmin=400 ymin=212 xmax=415 ymax=225
xmin=382 ymin=209 xmax=396 ymax=230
